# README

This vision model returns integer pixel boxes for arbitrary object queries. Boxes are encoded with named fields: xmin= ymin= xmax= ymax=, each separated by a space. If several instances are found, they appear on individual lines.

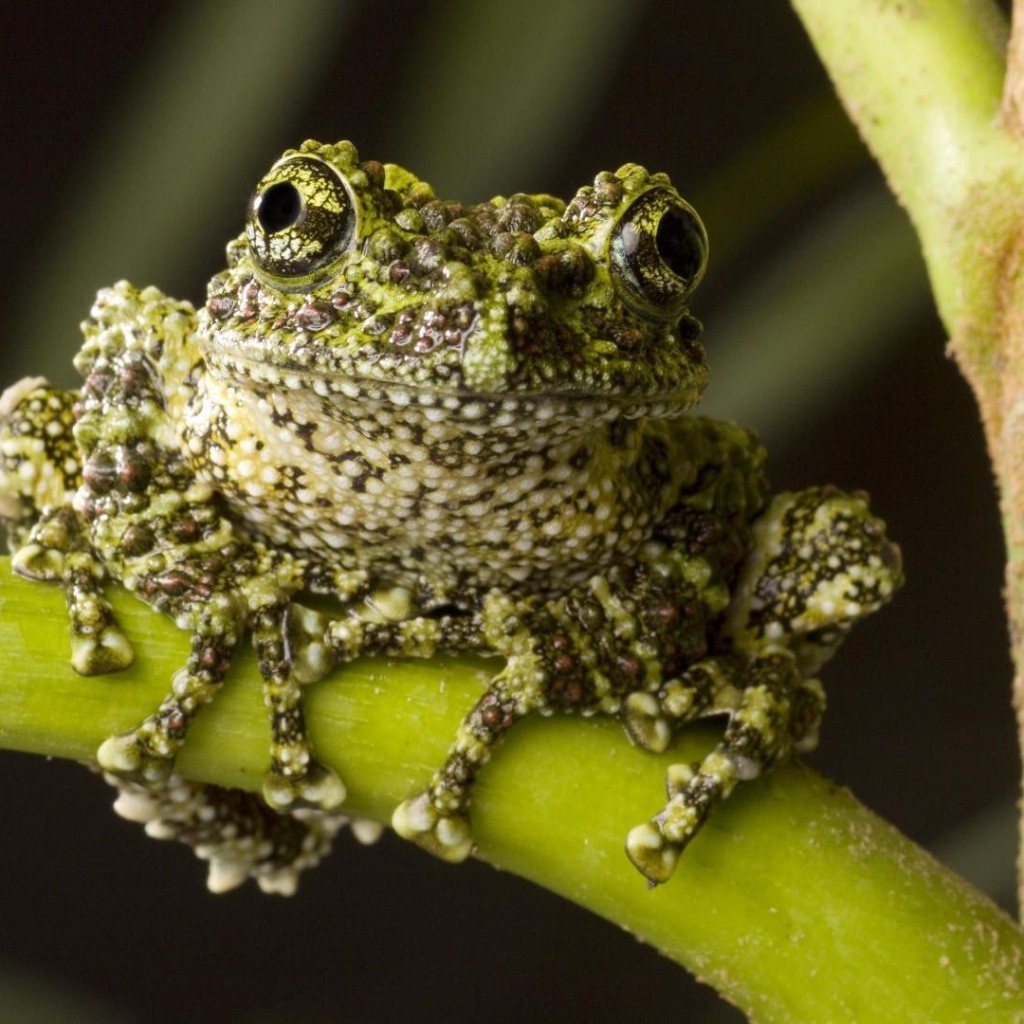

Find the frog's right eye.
xmin=610 ymin=188 xmax=708 ymax=318
xmin=246 ymin=156 xmax=356 ymax=289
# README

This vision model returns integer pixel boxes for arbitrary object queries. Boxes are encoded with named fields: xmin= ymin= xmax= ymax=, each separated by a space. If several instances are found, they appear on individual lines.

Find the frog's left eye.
xmin=246 ymin=156 xmax=356 ymax=288
xmin=610 ymin=188 xmax=707 ymax=318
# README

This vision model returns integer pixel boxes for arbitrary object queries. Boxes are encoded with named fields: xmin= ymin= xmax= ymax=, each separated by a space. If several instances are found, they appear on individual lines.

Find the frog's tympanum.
xmin=0 ymin=140 xmax=901 ymax=894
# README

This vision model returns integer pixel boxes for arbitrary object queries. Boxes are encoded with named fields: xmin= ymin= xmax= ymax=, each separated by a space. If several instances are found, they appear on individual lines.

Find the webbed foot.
xmin=391 ymin=792 xmax=474 ymax=863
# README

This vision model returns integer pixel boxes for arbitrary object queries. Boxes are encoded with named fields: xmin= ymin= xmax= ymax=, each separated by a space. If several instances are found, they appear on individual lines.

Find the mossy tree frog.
xmin=0 ymin=140 xmax=902 ymax=893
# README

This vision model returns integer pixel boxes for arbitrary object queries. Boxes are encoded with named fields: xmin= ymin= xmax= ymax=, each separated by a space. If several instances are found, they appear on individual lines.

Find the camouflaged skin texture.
xmin=0 ymin=140 xmax=902 ymax=892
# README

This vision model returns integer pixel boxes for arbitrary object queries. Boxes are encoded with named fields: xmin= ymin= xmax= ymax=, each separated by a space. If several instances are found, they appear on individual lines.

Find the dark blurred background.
xmin=0 ymin=2 xmax=1016 ymax=1021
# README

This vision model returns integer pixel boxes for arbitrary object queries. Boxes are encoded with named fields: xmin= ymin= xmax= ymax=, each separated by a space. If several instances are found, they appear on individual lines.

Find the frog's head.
xmin=201 ymin=139 xmax=709 ymax=423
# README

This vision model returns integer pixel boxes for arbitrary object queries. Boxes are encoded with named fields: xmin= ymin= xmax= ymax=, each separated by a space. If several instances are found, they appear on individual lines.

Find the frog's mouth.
xmin=202 ymin=310 xmax=710 ymax=424
xmin=205 ymin=340 xmax=707 ymax=427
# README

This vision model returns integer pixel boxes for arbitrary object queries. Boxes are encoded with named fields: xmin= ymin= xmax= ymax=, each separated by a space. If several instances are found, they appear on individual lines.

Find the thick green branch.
xmin=1 ymin=562 xmax=1022 ymax=1021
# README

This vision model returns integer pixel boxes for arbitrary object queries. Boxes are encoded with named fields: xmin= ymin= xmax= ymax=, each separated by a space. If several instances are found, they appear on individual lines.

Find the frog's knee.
xmin=725 ymin=487 xmax=902 ymax=670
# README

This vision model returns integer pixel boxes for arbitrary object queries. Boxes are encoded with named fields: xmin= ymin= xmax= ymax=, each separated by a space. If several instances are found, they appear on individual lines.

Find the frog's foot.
xmin=391 ymin=791 xmax=474 ymax=863
xmin=96 ymin=647 xmax=232 ymax=783
xmin=262 ymin=758 xmax=346 ymax=812
xmin=627 ymin=650 xmax=805 ymax=884
xmin=12 ymin=505 xmax=135 ymax=675
xmin=626 ymin=751 xmax=744 ymax=885
xmin=108 ymin=774 xmax=351 ymax=895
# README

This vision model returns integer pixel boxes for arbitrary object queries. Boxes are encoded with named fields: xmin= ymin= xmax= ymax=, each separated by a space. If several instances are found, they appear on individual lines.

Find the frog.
xmin=0 ymin=138 xmax=902 ymax=893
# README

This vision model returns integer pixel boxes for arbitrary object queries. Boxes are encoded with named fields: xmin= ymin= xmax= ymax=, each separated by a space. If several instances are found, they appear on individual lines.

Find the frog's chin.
xmin=204 ymin=347 xmax=703 ymax=423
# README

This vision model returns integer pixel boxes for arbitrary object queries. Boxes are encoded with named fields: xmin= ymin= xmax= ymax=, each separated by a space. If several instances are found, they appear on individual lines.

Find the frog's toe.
xmin=625 ymin=820 xmax=681 ymax=885
xmin=664 ymin=761 xmax=698 ymax=799
xmin=262 ymin=759 xmax=346 ymax=812
xmin=70 ymin=624 xmax=134 ymax=676
xmin=621 ymin=692 xmax=673 ymax=753
xmin=96 ymin=732 xmax=175 ymax=786
xmin=11 ymin=540 xmax=64 ymax=582
xmin=392 ymin=792 xmax=474 ymax=863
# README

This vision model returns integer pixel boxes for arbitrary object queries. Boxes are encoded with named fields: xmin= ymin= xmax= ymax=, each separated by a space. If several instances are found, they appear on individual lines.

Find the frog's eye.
xmin=610 ymin=188 xmax=707 ymax=317
xmin=246 ymin=156 xmax=356 ymax=288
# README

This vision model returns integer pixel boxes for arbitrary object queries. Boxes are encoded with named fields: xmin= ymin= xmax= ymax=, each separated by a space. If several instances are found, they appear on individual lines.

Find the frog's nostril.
xmin=257 ymin=182 xmax=304 ymax=234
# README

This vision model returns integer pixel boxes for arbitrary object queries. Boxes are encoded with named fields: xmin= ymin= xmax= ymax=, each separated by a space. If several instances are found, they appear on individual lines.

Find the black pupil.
xmin=258 ymin=182 xmax=303 ymax=233
xmin=655 ymin=207 xmax=703 ymax=282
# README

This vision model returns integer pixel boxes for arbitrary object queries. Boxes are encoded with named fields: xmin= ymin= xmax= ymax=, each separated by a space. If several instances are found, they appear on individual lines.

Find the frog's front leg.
xmin=325 ymin=591 xmax=547 ymax=861
xmin=391 ymin=651 xmax=548 ymax=861
xmin=253 ymin=603 xmax=346 ymax=811
xmin=95 ymin=590 xmax=246 ymax=783
xmin=66 ymin=284 xmax=346 ymax=812
xmin=98 ymin=582 xmax=347 ymax=813
xmin=101 ymin=599 xmax=355 ymax=893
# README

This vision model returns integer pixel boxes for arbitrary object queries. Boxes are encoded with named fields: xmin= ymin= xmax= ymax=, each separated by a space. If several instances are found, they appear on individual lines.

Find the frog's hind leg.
xmin=624 ymin=649 xmax=823 ymax=884
xmin=324 ymin=594 xmax=545 ymax=863
xmin=96 ymin=596 xmax=243 ymax=785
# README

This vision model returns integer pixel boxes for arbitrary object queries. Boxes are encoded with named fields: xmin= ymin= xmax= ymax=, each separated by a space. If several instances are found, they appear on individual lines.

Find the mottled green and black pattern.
xmin=0 ymin=139 xmax=902 ymax=892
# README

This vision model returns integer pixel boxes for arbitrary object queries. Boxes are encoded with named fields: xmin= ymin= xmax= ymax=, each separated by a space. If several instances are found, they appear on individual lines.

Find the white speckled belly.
xmin=182 ymin=372 xmax=675 ymax=594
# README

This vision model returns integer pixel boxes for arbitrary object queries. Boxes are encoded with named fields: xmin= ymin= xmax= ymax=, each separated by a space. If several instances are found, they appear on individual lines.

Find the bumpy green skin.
xmin=0 ymin=139 xmax=902 ymax=892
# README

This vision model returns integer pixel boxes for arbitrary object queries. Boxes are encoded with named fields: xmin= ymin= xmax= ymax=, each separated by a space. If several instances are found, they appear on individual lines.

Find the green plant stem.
xmin=789 ymin=0 xmax=1015 ymax=339
xmin=790 ymin=0 xmax=1024 ymax=915
xmin=1 ymin=562 xmax=1021 ymax=1021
